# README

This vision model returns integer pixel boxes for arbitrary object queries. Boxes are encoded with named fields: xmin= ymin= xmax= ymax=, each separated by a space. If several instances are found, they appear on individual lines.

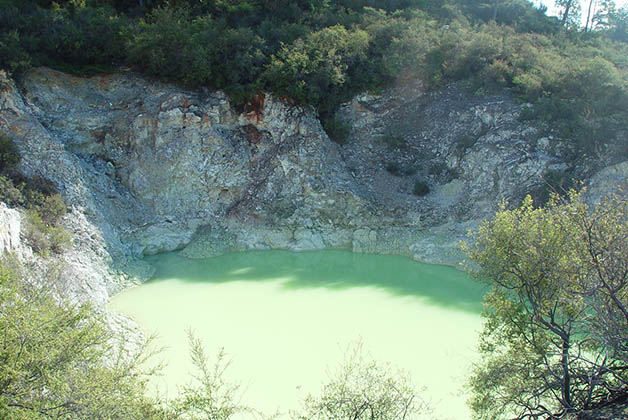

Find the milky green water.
xmin=109 ymin=250 xmax=486 ymax=420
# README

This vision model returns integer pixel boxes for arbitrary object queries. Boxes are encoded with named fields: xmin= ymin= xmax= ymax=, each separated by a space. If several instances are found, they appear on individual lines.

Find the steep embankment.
xmin=0 ymin=67 xmax=626 ymax=306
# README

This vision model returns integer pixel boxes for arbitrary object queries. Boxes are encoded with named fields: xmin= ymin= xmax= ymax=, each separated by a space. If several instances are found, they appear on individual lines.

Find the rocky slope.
xmin=0 ymin=67 xmax=626 ymax=306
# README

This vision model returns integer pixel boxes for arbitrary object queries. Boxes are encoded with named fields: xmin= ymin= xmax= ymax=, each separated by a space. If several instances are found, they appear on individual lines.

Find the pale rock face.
xmin=585 ymin=160 xmax=628 ymax=206
xmin=0 ymin=67 xmax=622 ymax=305
xmin=0 ymin=203 xmax=27 ymax=257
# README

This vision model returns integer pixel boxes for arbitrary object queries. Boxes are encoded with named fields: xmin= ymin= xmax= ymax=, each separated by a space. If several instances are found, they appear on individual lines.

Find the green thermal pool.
xmin=108 ymin=249 xmax=486 ymax=419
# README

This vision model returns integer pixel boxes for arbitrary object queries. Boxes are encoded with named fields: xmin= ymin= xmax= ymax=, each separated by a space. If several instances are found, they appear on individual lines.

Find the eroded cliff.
xmin=1 ymin=67 xmax=626 ymax=305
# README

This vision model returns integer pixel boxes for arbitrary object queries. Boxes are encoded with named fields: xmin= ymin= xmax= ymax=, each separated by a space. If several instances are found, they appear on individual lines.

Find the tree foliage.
xmin=295 ymin=342 xmax=428 ymax=420
xmin=466 ymin=191 xmax=628 ymax=420
xmin=170 ymin=331 xmax=249 ymax=420
xmin=263 ymin=24 xmax=369 ymax=113
xmin=556 ymin=0 xmax=582 ymax=27
xmin=0 ymin=259 xmax=167 ymax=420
xmin=1 ymin=0 xmax=628 ymax=155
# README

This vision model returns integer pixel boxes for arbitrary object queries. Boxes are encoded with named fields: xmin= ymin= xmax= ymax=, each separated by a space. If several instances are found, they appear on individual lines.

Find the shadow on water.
xmin=144 ymin=249 xmax=486 ymax=314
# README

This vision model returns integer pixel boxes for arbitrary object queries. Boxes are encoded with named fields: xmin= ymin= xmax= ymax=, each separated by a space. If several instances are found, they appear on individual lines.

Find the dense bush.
xmin=466 ymin=192 xmax=628 ymax=419
xmin=0 ymin=133 xmax=20 ymax=172
xmin=0 ymin=31 xmax=32 ymax=75
xmin=23 ymin=209 xmax=72 ymax=255
xmin=1 ymin=0 xmax=628 ymax=156
xmin=534 ymin=168 xmax=578 ymax=205
xmin=380 ymin=127 xmax=406 ymax=149
xmin=322 ymin=115 xmax=351 ymax=144
xmin=0 ymin=175 xmax=24 ymax=206
xmin=0 ymin=259 xmax=166 ymax=420
xmin=413 ymin=179 xmax=430 ymax=196
xmin=262 ymin=24 xmax=370 ymax=112
xmin=0 ymin=0 xmax=127 ymax=74
xmin=296 ymin=342 xmax=428 ymax=420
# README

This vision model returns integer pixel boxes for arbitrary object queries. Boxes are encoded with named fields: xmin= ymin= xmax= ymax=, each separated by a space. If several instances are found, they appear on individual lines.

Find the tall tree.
xmin=611 ymin=7 xmax=628 ymax=40
xmin=556 ymin=0 xmax=582 ymax=27
xmin=585 ymin=0 xmax=598 ymax=31
xmin=590 ymin=0 xmax=617 ymax=29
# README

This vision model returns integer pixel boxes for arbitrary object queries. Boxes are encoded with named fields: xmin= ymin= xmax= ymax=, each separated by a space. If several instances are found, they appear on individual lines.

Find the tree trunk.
xmin=585 ymin=0 xmax=596 ymax=31
xmin=561 ymin=0 xmax=574 ymax=26
xmin=562 ymin=338 xmax=573 ymax=409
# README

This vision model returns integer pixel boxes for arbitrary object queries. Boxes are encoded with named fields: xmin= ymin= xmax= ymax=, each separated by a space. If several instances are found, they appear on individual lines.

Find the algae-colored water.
xmin=109 ymin=250 xmax=485 ymax=420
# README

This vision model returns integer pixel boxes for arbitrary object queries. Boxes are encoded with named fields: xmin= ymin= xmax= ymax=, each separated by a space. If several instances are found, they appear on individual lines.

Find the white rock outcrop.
xmin=0 ymin=203 xmax=24 ymax=256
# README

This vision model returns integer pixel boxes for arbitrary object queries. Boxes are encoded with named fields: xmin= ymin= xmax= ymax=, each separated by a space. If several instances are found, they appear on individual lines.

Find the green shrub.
xmin=387 ymin=162 xmax=418 ymax=176
xmin=534 ymin=168 xmax=577 ymax=205
xmin=0 ymin=134 xmax=70 ymax=255
xmin=24 ymin=209 xmax=72 ymax=256
xmin=262 ymin=25 xmax=369 ymax=108
xmin=0 ymin=134 xmax=20 ymax=173
xmin=0 ymin=136 xmax=60 ymax=209
xmin=36 ymin=193 xmax=66 ymax=226
xmin=413 ymin=179 xmax=430 ymax=196
xmin=25 ymin=175 xmax=57 ymax=196
xmin=0 ymin=30 xmax=32 ymax=75
xmin=380 ymin=128 xmax=406 ymax=149
xmin=384 ymin=15 xmax=437 ymax=81
xmin=386 ymin=162 xmax=402 ymax=176
xmin=322 ymin=116 xmax=351 ymax=145
xmin=456 ymin=134 xmax=478 ymax=153
xmin=24 ymin=210 xmax=51 ymax=255
xmin=297 ymin=342 xmax=428 ymax=420
xmin=403 ymin=165 xmax=419 ymax=176
xmin=47 ymin=224 xmax=73 ymax=254
xmin=0 ymin=258 xmax=166 ymax=420
xmin=128 ymin=8 xmax=265 ymax=102
xmin=0 ymin=175 xmax=24 ymax=207
xmin=428 ymin=161 xmax=447 ymax=176
xmin=126 ymin=7 xmax=198 ymax=81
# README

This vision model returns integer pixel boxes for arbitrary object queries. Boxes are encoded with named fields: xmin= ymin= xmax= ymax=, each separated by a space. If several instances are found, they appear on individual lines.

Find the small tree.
xmin=170 ymin=331 xmax=249 ymax=420
xmin=466 ymin=191 xmax=628 ymax=420
xmin=0 ymin=258 xmax=167 ymax=420
xmin=567 ymin=194 xmax=628 ymax=365
xmin=294 ymin=342 xmax=428 ymax=420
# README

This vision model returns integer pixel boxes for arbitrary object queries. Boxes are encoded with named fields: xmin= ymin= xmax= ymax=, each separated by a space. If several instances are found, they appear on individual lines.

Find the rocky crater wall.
xmin=1 ymin=67 xmax=625 ymax=305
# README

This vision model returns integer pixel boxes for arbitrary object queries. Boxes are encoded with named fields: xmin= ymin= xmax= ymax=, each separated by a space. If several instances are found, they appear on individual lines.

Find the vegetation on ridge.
xmin=1 ymin=0 xmax=628 ymax=156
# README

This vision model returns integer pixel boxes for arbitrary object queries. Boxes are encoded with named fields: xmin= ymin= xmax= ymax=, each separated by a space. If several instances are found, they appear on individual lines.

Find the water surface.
xmin=109 ymin=250 xmax=485 ymax=419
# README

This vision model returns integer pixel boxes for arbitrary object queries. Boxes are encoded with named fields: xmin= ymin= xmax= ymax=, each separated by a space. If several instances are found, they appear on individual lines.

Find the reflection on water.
xmin=110 ymin=250 xmax=486 ymax=420
xmin=145 ymin=250 xmax=485 ymax=313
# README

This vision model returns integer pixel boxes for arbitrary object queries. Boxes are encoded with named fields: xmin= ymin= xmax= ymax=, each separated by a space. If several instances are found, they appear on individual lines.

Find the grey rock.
xmin=0 ymin=68 xmax=618 ymax=314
